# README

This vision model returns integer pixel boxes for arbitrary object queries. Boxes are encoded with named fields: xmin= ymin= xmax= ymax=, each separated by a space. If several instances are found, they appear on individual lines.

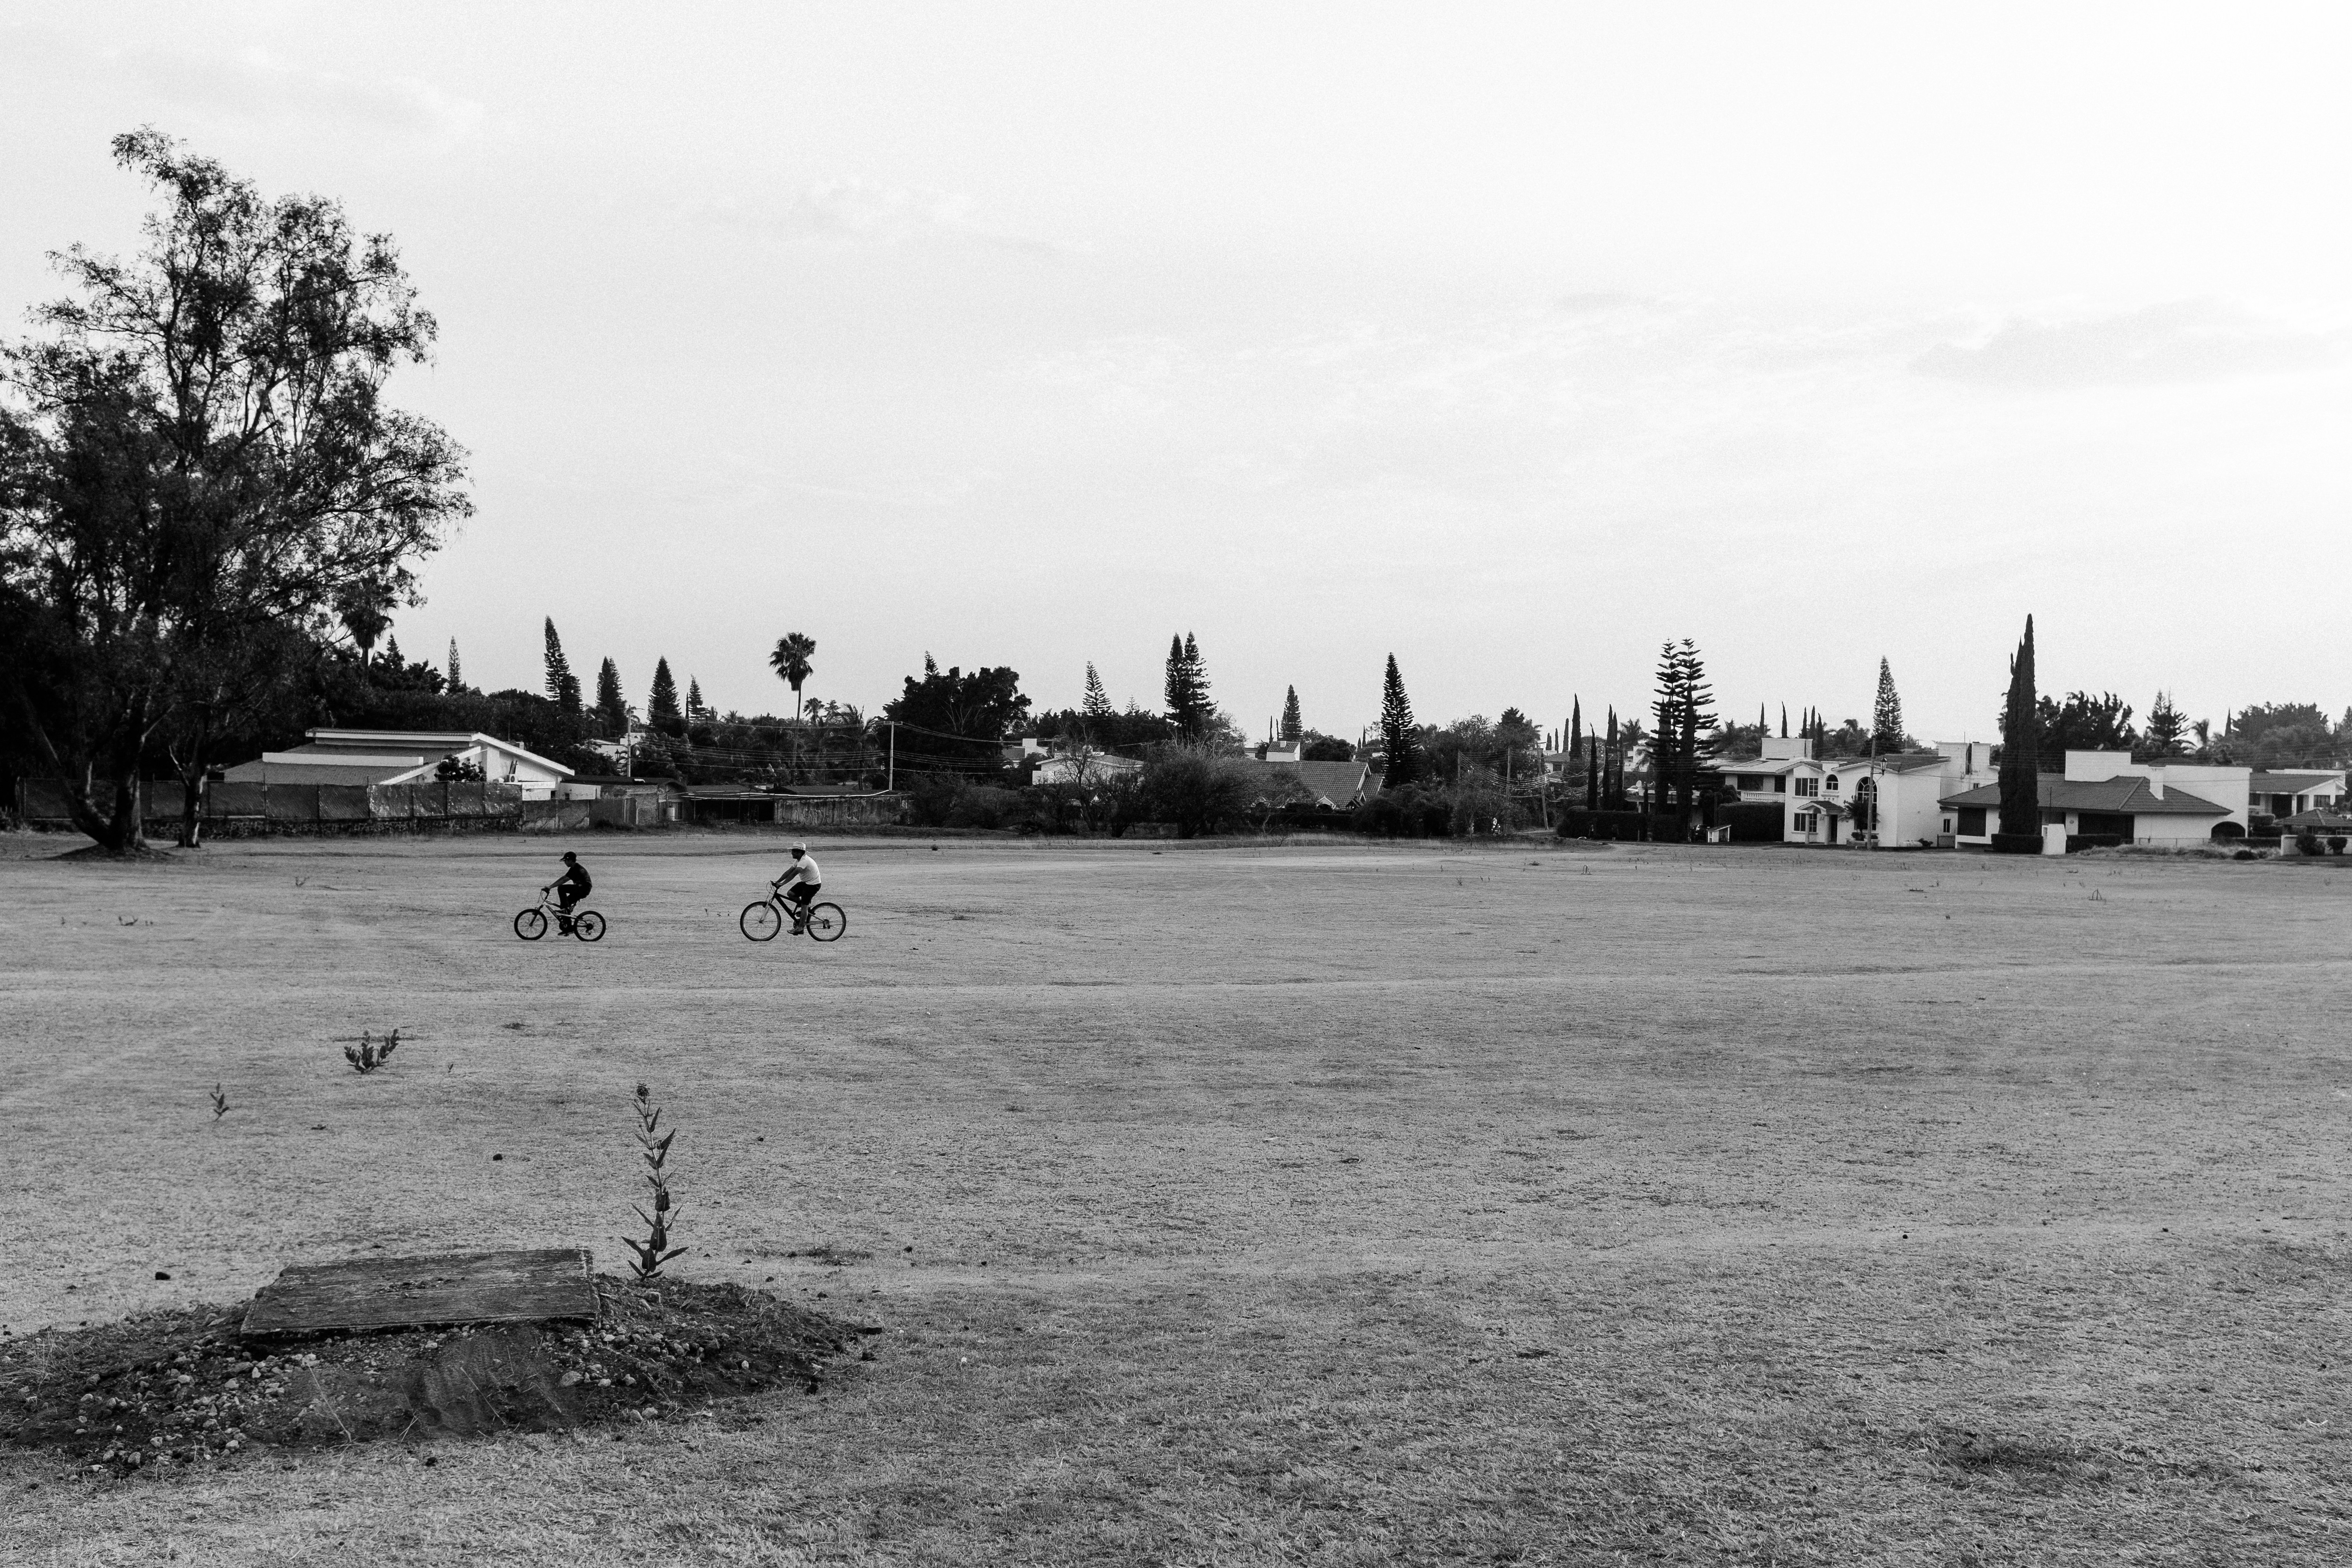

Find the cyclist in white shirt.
xmin=774 ymin=844 xmax=823 ymax=932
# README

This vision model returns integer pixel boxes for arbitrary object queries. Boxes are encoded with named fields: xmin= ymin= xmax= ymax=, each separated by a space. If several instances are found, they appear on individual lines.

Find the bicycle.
xmin=515 ymin=886 xmax=606 ymax=942
xmin=740 ymin=879 xmax=846 ymax=943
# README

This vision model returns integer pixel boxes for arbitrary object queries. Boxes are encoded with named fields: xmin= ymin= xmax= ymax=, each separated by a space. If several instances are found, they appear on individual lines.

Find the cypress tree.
xmin=544 ymin=618 xmax=581 ymax=714
xmin=1379 ymin=655 xmax=1421 ymax=787
xmin=1996 ymin=615 xmax=2041 ymax=848
xmin=1604 ymin=708 xmax=1620 ymax=809
xmin=1280 ymin=685 xmax=1302 ymax=741
xmin=447 ymin=638 xmax=463 ymax=694
xmin=1568 ymin=697 xmax=1582 ymax=763
xmin=595 ymin=657 xmax=627 ymax=738
xmin=1780 ymin=703 xmax=1788 ymax=739
xmin=1083 ymin=662 xmax=1113 ymax=719
xmin=1872 ymin=658 xmax=1904 ymax=752
xmin=1650 ymin=643 xmax=1682 ymax=820
xmin=649 ymin=657 xmax=682 ymax=732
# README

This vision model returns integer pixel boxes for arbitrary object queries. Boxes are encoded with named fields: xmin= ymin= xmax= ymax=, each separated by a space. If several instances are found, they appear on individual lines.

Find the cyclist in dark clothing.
xmin=546 ymin=852 xmax=592 ymax=934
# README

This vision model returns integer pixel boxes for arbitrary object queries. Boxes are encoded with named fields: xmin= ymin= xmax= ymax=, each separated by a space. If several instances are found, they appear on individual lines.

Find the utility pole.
xmin=887 ymin=722 xmax=895 ymax=793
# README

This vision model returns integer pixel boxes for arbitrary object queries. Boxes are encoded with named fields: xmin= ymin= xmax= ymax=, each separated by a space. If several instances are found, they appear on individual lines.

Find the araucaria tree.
xmin=769 ymin=632 xmax=816 ymax=719
xmin=1996 ymin=615 xmax=2041 ymax=848
xmin=544 ymin=619 xmax=581 ymax=713
xmin=2140 ymin=690 xmax=2187 ymax=759
xmin=1164 ymin=633 xmax=1212 ymax=738
xmin=1646 ymin=639 xmax=1719 ymax=826
xmin=1280 ymin=685 xmax=1303 ymax=742
xmin=1082 ymin=661 xmax=1113 ymax=719
xmin=594 ymin=657 xmax=627 ymax=739
xmin=0 ymin=131 xmax=469 ymax=851
xmin=1379 ymin=654 xmax=1421 ymax=787
xmin=648 ymin=657 xmax=682 ymax=735
xmin=1872 ymin=658 xmax=1905 ymax=752
xmin=446 ymin=638 xmax=463 ymax=695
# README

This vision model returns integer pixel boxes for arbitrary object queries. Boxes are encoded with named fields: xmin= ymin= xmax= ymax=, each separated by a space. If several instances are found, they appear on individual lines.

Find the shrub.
xmin=2211 ymin=820 xmax=2246 ymax=840
xmin=2065 ymin=833 xmax=2125 ymax=852
xmin=2296 ymin=831 xmax=2323 ymax=857
xmin=2330 ymin=836 xmax=2347 ymax=856
xmin=947 ymin=786 xmax=1022 ymax=830
xmin=1553 ymin=808 xmax=1653 ymax=842
xmin=1989 ymin=833 xmax=2045 ymax=855
xmin=345 ymin=1028 xmax=398 ymax=1074
xmin=1140 ymin=745 xmax=1256 ymax=838
xmin=1722 ymin=802 xmax=1786 ymax=843
xmin=906 ymin=775 xmax=962 ymax=828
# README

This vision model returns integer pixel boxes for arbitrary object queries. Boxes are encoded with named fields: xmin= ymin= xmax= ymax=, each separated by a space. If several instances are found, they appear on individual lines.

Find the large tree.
xmin=884 ymin=655 xmax=1031 ymax=769
xmin=648 ymin=656 xmax=682 ymax=736
xmin=0 ymin=130 xmax=468 ymax=851
xmin=1872 ymin=658 xmax=1907 ymax=752
xmin=769 ymin=632 xmax=816 ymax=719
xmin=2137 ymin=690 xmax=2187 ymax=760
xmin=1163 ymin=632 xmax=1212 ymax=739
xmin=1082 ymin=662 xmax=1113 ymax=720
xmin=1280 ymin=684 xmax=1302 ymax=742
xmin=594 ymin=657 xmax=627 ymax=739
xmin=544 ymin=618 xmax=581 ymax=714
xmin=1378 ymin=654 xmax=1421 ymax=788
xmin=1995 ymin=615 xmax=2041 ymax=849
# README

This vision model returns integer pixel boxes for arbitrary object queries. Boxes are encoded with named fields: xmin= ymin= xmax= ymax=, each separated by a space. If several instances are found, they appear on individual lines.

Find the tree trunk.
xmin=62 ymin=759 xmax=147 ymax=853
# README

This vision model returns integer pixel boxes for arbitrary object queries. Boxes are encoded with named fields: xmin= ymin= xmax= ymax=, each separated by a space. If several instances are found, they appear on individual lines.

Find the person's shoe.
xmin=557 ymin=919 xmax=575 ymax=934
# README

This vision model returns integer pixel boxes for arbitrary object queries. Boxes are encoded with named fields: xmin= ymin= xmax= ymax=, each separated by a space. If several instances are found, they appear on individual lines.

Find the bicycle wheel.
xmin=804 ymin=902 xmax=846 ymax=942
xmin=740 ymin=900 xmax=782 ymax=941
xmin=514 ymin=907 xmax=548 ymax=940
xmin=573 ymin=910 xmax=606 ymax=942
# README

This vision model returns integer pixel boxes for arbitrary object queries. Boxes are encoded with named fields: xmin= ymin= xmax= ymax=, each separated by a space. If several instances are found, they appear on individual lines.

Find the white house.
xmin=222 ymin=729 xmax=574 ymax=799
xmin=1716 ymin=737 xmax=1996 ymax=846
xmin=1031 ymin=748 xmax=1145 ymax=786
xmin=2248 ymin=770 xmax=2346 ymax=819
xmin=1937 ymin=751 xmax=2246 ymax=847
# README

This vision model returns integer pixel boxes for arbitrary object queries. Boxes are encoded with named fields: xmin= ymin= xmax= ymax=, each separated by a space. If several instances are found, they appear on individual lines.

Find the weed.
xmin=620 ymin=1083 xmax=685 ymax=1282
xmin=344 ymin=1028 xmax=399 ymax=1075
xmin=208 ymin=1083 xmax=229 ymax=1120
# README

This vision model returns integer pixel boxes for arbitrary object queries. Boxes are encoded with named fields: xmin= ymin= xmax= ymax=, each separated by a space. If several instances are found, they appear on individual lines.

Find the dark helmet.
xmin=561 ymin=851 xmax=577 ymax=864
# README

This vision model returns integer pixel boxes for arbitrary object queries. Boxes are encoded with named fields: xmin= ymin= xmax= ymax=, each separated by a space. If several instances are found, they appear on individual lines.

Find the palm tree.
xmin=336 ymin=580 xmax=395 ymax=676
xmin=769 ymin=633 xmax=817 ymax=719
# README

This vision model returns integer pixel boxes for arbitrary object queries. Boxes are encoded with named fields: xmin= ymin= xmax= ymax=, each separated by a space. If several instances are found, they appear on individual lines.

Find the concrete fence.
xmin=17 ymin=779 xmax=525 ymax=833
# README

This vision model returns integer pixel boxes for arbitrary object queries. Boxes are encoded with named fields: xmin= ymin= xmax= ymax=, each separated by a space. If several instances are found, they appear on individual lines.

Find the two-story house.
xmin=1715 ymin=738 xmax=1996 ymax=846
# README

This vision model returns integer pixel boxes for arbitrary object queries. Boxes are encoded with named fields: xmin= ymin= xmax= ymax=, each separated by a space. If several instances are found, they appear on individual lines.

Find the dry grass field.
xmin=2 ymin=830 xmax=2348 ymax=1565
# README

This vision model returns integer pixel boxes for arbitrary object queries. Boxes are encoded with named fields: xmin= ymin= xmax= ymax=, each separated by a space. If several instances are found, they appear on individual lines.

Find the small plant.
xmin=620 ymin=1083 xmax=684 ymax=1282
xmin=208 ymin=1083 xmax=229 ymax=1120
xmin=345 ymin=1027 xmax=399 ymax=1074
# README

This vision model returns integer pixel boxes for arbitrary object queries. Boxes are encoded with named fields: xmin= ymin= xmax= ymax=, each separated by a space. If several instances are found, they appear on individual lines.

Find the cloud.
xmin=0 ymin=24 xmax=483 ymax=146
xmin=684 ymin=180 xmax=1056 ymax=252
xmin=1911 ymin=301 xmax=2343 ymax=388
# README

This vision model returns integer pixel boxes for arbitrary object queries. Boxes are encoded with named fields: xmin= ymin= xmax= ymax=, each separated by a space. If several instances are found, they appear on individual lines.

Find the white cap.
xmin=791 ymin=842 xmax=807 ymax=853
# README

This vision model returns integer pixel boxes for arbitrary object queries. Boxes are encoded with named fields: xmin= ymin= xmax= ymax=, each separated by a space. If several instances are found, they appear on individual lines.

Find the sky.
xmin=5 ymin=4 xmax=2350 ymax=744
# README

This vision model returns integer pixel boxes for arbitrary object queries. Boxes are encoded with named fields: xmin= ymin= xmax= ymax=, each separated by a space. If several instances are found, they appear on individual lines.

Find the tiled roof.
xmin=1236 ymin=759 xmax=1374 ymax=806
xmin=2279 ymin=810 xmax=2352 ymax=830
xmin=2250 ymin=771 xmax=2342 ymax=792
xmin=1938 ymin=776 xmax=2227 ymax=815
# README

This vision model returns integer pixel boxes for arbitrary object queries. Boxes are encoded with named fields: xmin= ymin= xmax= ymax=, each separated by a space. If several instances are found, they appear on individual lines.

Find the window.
xmin=1825 ymin=774 xmax=1840 ymax=791
xmin=1794 ymin=811 xmax=1817 ymax=834
xmin=1795 ymin=777 xmax=1818 ymax=797
xmin=1773 ymin=777 xmax=1786 ymax=793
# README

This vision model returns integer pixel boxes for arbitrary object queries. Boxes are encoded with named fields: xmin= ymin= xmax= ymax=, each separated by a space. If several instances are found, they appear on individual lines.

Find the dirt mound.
xmin=0 ymin=1276 xmax=869 ymax=1475
xmin=54 ymin=840 xmax=183 ymax=862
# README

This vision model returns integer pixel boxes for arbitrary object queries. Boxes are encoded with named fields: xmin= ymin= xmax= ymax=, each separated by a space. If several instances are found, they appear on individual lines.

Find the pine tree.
xmin=595 ymin=658 xmax=627 ymax=738
xmin=446 ymin=638 xmax=463 ymax=693
xmin=381 ymin=634 xmax=403 ymax=670
xmin=649 ymin=657 xmax=682 ymax=733
xmin=1379 ymin=655 xmax=1420 ymax=787
xmin=1996 ymin=615 xmax=2040 ymax=844
xmin=686 ymin=677 xmax=704 ymax=724
xmin=2142 ymin=690 xmax=2187 ymax=759
xmin=1872 ymin=658 xmax=1905 ymax=752
xmin=1083 ymin=662 xmax=1113 ymax=719
xmin=1650 ymin=643 xmax=1682 ymax=819
xmin=1165 ymin=633 xmax=1212 ymax=737
xmin=544 ymin=619 xmax=581 ymax=714
xmin=1280 ymin=685 xmax=1302 ymax=741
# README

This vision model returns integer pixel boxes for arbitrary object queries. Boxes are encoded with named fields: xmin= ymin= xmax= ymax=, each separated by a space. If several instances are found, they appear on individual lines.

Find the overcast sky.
xmin=6 ymin=4 xmax=2350 ymax=743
